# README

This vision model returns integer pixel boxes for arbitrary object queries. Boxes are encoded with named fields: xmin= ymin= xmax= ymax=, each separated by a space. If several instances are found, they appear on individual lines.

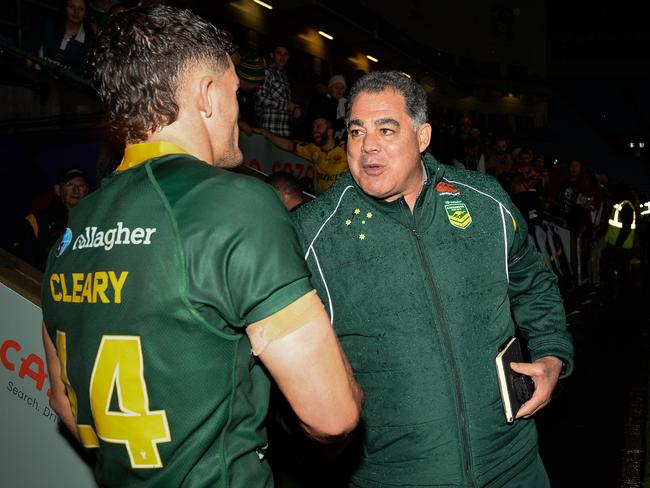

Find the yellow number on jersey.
xmin=56 ymin=331 xmax=99 ymax=448
xmin=56 ymin=332 xmax=171 ymax=468
xmin=90 ymin=336 xmax=171 ymax=468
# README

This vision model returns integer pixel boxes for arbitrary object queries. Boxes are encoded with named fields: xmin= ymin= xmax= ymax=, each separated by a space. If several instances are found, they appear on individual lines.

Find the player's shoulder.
xmin=153 ymin=156 xmax=278 ymax=207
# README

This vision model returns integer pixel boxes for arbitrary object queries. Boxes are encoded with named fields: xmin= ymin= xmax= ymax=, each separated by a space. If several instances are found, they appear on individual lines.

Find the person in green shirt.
xmin=41 ymin=6 xmax=362 ymax=487
xmin=293 ymin=71 xmax=573 ymax=487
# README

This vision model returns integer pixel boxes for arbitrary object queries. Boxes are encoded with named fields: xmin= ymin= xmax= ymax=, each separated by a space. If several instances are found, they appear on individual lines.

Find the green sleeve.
xmin=180 ymin=176 xmax=312 ymax=328
xmin=505 ymin=191 xmax=574 ymax=377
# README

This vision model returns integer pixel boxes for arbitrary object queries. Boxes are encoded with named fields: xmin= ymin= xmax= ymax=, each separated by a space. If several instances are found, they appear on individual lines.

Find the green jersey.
xmin=42 ymin=146 xmax=311 ymax=487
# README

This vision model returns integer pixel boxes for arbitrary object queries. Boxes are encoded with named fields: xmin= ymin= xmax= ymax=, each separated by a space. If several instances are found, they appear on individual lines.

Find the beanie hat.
xmin=236 ymin=51 xmax=265 ymax=85
xmin=328 ymin=74 xmax=346 ymax=91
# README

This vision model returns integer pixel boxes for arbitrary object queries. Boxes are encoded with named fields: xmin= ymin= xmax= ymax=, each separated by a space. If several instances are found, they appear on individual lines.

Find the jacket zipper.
xmin=400 ymin=199 xmax=475 ymax=487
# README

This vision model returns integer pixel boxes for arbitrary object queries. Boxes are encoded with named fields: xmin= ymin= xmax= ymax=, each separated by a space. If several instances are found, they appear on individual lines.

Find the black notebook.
xmin=495 ymin=336 xmax=535 ymax=423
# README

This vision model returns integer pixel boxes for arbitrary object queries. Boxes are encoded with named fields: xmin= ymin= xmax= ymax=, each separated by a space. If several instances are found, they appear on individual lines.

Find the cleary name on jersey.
xmin=49 ymin=271 xmax=128 ymax=304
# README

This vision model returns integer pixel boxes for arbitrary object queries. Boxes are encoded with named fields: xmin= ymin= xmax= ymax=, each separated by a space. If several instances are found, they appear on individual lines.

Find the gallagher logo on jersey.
xmin=55 ymin=228 xmax=73 ymax=257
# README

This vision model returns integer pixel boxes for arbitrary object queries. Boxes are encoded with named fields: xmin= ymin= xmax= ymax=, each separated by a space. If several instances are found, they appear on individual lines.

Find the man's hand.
xmin=511 ymin=356 xmax=563 ymax=419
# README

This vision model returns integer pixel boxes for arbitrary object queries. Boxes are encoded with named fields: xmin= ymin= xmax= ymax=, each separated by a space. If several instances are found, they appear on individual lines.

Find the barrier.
xmin=533 ymin=218 xmax=595 ymax=288
xmin=0 ymin=249 xmax=95 ymax=486
xmin=238 ymin=132 xmax=316 ymax=186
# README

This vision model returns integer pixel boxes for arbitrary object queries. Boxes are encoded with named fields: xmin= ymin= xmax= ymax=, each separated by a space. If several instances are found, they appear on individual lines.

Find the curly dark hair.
xmin=92 ymin=5 xmax=232 ymax=143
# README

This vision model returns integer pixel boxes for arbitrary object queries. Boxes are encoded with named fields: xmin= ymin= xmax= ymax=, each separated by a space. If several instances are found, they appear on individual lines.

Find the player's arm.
xmin=253 ymin=127 xmax=295 ymax=152
xmin=247 ymin=290 xmax=363 ymax=442
xmin=42 ymin=322 xmax=79 ymax=442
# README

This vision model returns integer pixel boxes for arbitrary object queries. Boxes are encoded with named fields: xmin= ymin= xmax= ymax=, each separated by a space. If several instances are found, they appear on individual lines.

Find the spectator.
xmin=510 ymin=172 xmax=541 ymax=231
xmin=452 ymin=136 xmax=485 ymax=172
xmin=553 ymin=159 xmax=591 ymax=231
xmin=292 ymin=70 xmax=572 ymax=487
xmin=41 ymin=6 xmax=362 ymax=487
xmin=485 ymin=135 xmax=514 ymax=178
xmin=235 ymin=50 xmax=265 ymax=132
xmin=256 ymin=116 xmax=348 ymax=193
xmin=458 ymin=115 xmax=472 ymax=144
xmin=512 ymin=147 xmax=541 ymax=190
xmin=266 ymin=171 xmax=305 ymax=211
xmin=27 ymin=0 xmax=95 ymax=77
xmin=308 ymin=74 xmax=348 ymax=139
xmin=12 ymin=168 xmax=89 ymax=270
xmin=534 ymin=153 xmax=549 ymax=190
xmin=551 ymin=159 xmax=595 ymax=287
xmin=255 ymin=41 xmax=300 ymax=136
xmin=87 ymin=0 xmax=115 ymax=33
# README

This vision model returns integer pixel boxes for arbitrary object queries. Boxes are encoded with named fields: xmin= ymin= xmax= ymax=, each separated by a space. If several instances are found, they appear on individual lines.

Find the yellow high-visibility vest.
xmin=605 ymin=200 xmax=636 ymax=248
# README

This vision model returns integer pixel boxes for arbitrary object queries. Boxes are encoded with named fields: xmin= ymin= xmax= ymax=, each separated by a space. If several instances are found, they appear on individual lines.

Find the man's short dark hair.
xmin=464 ymin=136 xmax=480 ymax=149
xmin=266 ymin=171 xmax=302 ymax=197
xmin=92 ymin=5 xmax=232 ymax=143
xmin=269 ymin=39 xmax=290 ymax=52
xmin=346 ymin=70 xmax=428 ymax=130
xmin=312 ymin=116 xmax=333 ymax=129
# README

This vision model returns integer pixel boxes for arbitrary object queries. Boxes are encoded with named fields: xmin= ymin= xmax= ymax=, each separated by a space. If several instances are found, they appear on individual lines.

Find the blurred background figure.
xmin=266 ymin=171 xmax=306 ymax=211
xmin=452 ymin=136 xmax=485 ymax=172
xmin=485 ymin=135 xmax=513 ymax=178
xmin=12 ymin=168 xmax=89 ymax=270
xmin=512 ymin=147 xmax=541 ymax=190
xmin=308 ymin=74 xmax=348 ymax=139
xmin=255 ymin=40 xmax=300 ymax=137
xmin=236 ymin=50 xmax=266 ymax=134
xmin=26 ymin=0 xmax=95 ymax=77
xmin=509 ymin=171 xmax=542 ymax=231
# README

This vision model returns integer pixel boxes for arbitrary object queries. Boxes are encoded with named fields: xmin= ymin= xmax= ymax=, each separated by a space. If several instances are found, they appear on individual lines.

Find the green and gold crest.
xmin=444 ymin=201 xmax=472 ymax=229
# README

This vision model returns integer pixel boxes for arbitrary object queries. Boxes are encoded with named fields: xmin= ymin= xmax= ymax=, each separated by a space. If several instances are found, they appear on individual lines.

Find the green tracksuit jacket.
xmin=292 ymin=154 xmax=574 ymax=487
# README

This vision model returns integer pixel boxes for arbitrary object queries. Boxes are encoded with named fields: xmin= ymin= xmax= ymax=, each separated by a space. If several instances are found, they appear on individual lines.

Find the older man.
xmin=293 ymin=71 xmax=573 ymax=487
xmin=40 ymin=6 xmax=362 ymax=487
xmin=13 ymin=168 xmax=89 ymax=270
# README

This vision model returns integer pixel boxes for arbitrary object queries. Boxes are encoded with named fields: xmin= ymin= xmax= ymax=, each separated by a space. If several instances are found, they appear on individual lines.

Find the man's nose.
xmin=362 ymin=132 xmax=379 ymax=153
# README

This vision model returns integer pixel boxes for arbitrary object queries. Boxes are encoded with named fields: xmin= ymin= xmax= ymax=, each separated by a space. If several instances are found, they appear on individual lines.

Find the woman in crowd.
xmin=28 ymin=0 xmax=95 ymax=77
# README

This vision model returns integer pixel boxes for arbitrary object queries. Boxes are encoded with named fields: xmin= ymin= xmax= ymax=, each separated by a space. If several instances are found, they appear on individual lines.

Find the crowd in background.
xmin=10 ymin=0 xmax=649 ymax=291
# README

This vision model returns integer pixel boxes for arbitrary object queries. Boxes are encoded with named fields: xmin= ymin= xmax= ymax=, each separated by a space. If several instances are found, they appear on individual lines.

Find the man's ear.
xmin=53 ymin=184 xmax=61 ymax=197
xmin=417 ymin=123 xmax=432 ymax=152
xmin=198 ymin=76 xmax=214 ymax=118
